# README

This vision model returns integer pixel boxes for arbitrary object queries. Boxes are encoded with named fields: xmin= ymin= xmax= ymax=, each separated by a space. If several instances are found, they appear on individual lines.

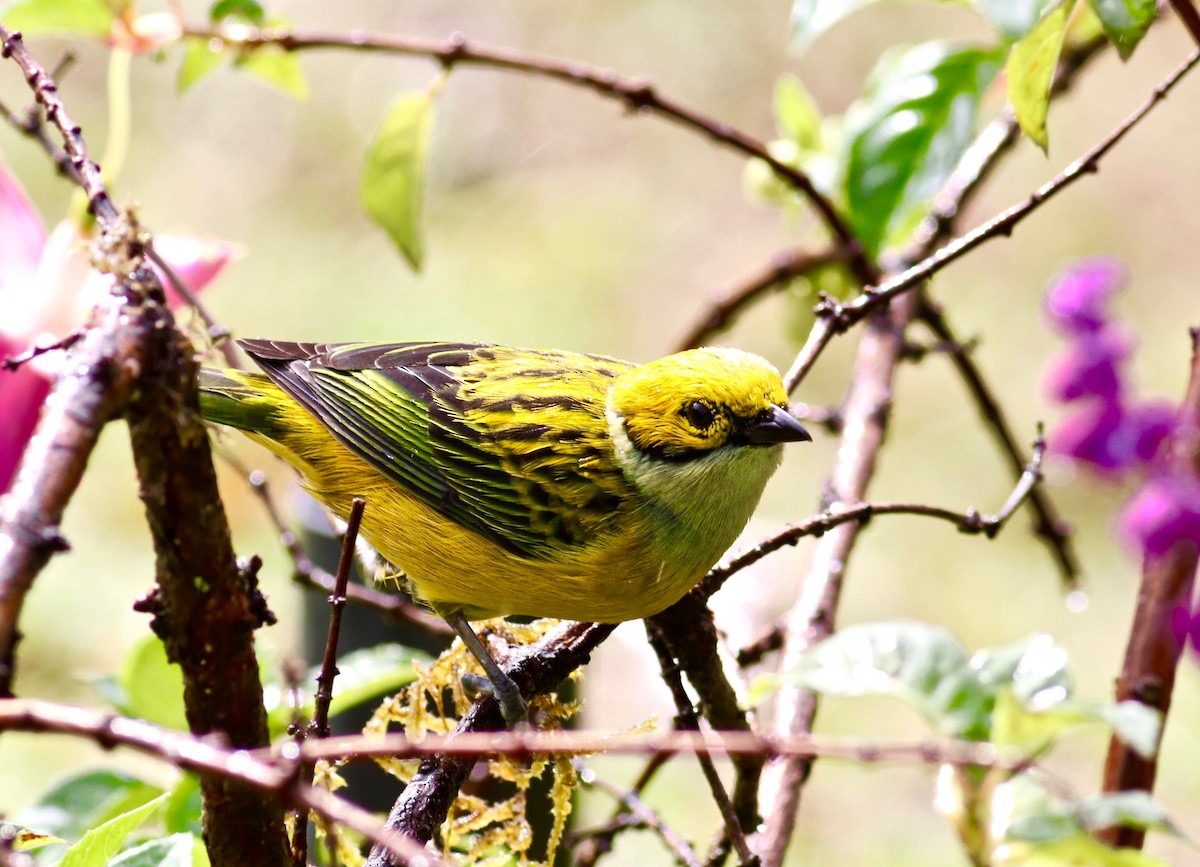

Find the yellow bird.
xmin=199 ymin=340 xmax=811 ymax=722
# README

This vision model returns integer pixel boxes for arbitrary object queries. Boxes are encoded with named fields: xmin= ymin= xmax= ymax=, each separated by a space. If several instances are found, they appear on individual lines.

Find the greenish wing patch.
xmin=245 ymin=340 xmax=636 ymax=558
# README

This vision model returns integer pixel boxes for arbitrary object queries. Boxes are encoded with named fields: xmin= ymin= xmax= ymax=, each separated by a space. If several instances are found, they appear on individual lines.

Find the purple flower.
xmin=1044 ymin=256 xmax=1125 ymax=335
xmin=1043 ymin=326 xmax=1131 ymax=402
xmin=1050 ymin=400 xmax=1171 ymax=474
xmin=0 ymin=157 xmax=235 ymax=493
xmin=1120 ymin=475 xmax=1200 ymax=557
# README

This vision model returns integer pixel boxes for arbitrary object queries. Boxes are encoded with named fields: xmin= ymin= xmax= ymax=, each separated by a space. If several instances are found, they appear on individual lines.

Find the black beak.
xmin=742 ymin=405 xmax=812 ymax=445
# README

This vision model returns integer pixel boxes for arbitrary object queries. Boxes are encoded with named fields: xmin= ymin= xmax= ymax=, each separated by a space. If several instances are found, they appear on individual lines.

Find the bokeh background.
xmin=2 ymin=1 xmax=1199 ymax=863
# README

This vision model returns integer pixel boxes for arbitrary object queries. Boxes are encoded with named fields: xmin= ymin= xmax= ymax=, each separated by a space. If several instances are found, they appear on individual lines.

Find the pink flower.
xmin=0 ymin=157 xmax=235 ymax=493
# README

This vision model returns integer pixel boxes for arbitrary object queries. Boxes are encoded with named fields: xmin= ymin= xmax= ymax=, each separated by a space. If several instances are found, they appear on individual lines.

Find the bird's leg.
xmin=443 ymin=610 xmax=528 ymax=725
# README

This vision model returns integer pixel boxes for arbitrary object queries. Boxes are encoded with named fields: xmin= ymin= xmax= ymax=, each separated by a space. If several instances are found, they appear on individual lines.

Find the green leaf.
xmin=361 ymin=89 xmax=438 ymax=271
xmin=110 ymin=833 xmax=208 ymax=867
xmin=209 ymin=0 xmax=264 ymax=24
xmin=1005 ymin=831 xmax=1172 ymax=865
xmin=116 ymin=635 xmax=188 ymax=731
xmin=234 ymin=46 xmax=310 ymax=100
xmin=786 ymin=621 xmax=995 ymax=738
xmin=0 ymin=0 xmax=113 ymax=35
xmin=163 ymin=776 xmax=203 ymax=836
xmin=1086 ymin=0 xmax=1156 ymax=58
xmin=1072 ymin=791 xmax=1184 ymax=837
xmin=843 ymin=42 xmax=1002 ymax=256
xmin=14 ymin=770 xmax=163 ymax=845
xmin=973 ymin=0 xmax=1062 ymax=39
xmin=775 ymin=74 xmax=823 ymax=149
xmin=1086 ymin=700 xmax=1161 ymax=759
xmin=178 ymin=37 xmax=228 ymax=94
xmin=1006 ymin=1 xmax=1073 ymax=150
xmin=58 ymin=794 xmax=167 ymax=867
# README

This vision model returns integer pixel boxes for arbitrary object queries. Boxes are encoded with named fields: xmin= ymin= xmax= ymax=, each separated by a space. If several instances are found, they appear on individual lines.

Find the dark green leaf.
xmin=177 ymin=37 xmax=227 ymax=94
xmin=1087 ymin=0 xmax=1156 ymax=58
xmin=361 ymin=89 xmax=437 ymax=271
xmin=973 ymin=0 xmax=1062 ymax=39
xmin=209 ymin=0 xmax=264 ymax=24
xmin=58 ymin=795 xmax=167 ymax=867
xmin=14 ymin=770 xmax=162 ymax=844
xmin=843 ymin=42 xmax=1002 ymax=256
xmin=1006 ymin=0 xmax=1073 ymax=149
xmin=786 ymin=621 xmax=995 ymax=737
xmin=0 ymin=0 xmax=113 ymax=35
xmin=109 ymin=833 xmax=208 ymax=867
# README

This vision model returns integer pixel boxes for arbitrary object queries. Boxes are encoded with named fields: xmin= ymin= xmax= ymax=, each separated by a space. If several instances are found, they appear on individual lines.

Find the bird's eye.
xmin=684 ymin=400 xmax=716 ymax=430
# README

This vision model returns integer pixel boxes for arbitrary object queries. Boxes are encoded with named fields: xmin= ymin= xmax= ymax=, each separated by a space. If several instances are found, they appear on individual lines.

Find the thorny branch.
xmin=290 ymin=497 xmax=365 ymax=867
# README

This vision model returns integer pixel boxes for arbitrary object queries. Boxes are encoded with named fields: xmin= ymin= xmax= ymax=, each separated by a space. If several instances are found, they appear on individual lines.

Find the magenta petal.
xmin=0 ymin=158 xmax=49 ymax=296
xmin=150 ymin=235 xmax=236 ymax=308
xmin=0 ymin=334 xmax=52 ymax=493
xmin=1043 ymin=327 xmax=1131 ymax=403
xmin=1050 ymin=401 xmax=1134 ymax=473
xmin=1128 ymin=401 xmax=1177 ymax=464
xmin=1120 ymin=475 xmax=1200 ymax=558
xmin=1044 ymin=256 xmax=1125 ymax=335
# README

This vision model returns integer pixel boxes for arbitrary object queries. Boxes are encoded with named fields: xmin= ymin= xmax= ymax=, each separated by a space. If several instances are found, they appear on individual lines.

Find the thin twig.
xmin=573 ymin=751 xmax=673 ymax=866
xmin=183 ymin=22 xmax=878 ymax=287
xmin=647 ymin=629 xmax=756 ymax=867
xmin=695 ymin=433 xmax=1046 ymax=600
xmin=0 ymin=698 xmax=448 ymax=867
xmin=291 ymin=497 xmax=365 ymax=867
xmin=675 ymin=247 xmax=845 ymax=351
xmin=581 ymin=770 xmax=704 ymax=867
xmin=1 ymin=331 xmax=83 ymax=370
xmin=784 ymin=47 xmax=1200 ymax=393
xmin=144 ymin=241 xmax=240 ymax=369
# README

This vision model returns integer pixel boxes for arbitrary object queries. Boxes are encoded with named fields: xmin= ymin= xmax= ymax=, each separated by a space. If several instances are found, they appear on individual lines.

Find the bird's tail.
xmin=197 ymin=368 xmax=283 ymax=435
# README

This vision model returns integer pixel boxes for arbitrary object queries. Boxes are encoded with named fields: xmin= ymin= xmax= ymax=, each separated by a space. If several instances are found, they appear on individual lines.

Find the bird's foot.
xmin=462 ymin=672 xmax=528 ymax=726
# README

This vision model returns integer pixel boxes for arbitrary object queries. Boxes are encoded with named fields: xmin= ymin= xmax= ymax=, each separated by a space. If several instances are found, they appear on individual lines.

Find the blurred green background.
xmin=2 ymin=1 xmax=1199 ymax=863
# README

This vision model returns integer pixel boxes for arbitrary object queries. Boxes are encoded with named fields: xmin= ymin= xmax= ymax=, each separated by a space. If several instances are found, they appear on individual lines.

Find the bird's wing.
xmin=238 ymin=339 xmax=636 ymax=558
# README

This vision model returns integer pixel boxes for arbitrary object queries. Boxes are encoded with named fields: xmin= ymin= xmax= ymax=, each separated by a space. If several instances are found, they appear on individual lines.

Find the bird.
xmin=199 ymin=339 xmax=811 ymax=723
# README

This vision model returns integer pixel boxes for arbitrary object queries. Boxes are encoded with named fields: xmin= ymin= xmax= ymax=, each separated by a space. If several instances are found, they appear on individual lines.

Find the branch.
xmin=0 ymin=698 xmax=447 ymax=867
xmin=1169 ymin=0 xmax=1200 ymax=46
xmin=0 ymin=26 xmax=289 ymax=865
xmin=184 ymin=22 xmax=877 ymax=286
xmin=363 ymin=620 xmax=615 ymax=866
xmin=675 ymin=247 xmax=846 ymax=351
xmin=1098 ymin=330 xmax=1200 ymax=849
xmin=646 ymin=627 xmax=754 ymax=866
xmin=784 ymin=47 xmax=1200 ymax=393
xmin=755 ymin=288 xmax=920 ymax=866
xmin=579 ymin=771 xmax=704 ymax=867
xmin=696 ymin=433 xmax=1046 ymax=601
xmin=290 ymin=497 xmax=364 ymax=867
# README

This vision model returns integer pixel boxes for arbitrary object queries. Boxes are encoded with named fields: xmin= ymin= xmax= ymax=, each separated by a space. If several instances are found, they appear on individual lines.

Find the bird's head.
xmin=608 ymin=347 xmax=811 ymax=460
